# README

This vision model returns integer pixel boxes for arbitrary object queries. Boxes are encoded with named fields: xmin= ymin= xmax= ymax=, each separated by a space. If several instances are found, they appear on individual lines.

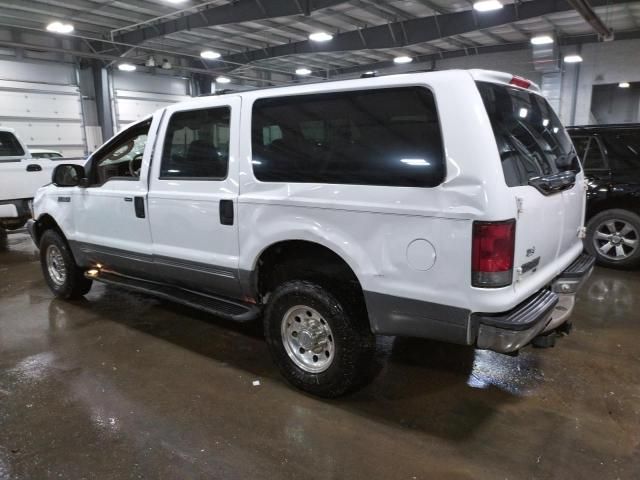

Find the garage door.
xmin=0 ymin=79 xmax=86 ymax=158
xmin=113 ymin=89 xmax=191 ymax=131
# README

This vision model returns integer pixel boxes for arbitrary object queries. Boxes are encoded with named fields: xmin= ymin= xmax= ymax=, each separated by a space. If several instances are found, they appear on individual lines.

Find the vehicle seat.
xmin=183 ymin=139 xmax=225 ymax=177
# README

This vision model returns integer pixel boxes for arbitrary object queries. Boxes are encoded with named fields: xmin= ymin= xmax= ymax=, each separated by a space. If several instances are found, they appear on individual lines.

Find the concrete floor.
xmin=1 ymin=231 xmax=639 ymax=480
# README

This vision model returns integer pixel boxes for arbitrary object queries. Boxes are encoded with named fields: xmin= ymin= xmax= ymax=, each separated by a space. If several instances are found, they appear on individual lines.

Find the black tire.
xmin=264 ymin=280 xmax=375 ymax=398
xmin=585 ymin=209 xmax=640 ymax=270
xmin=39 ymin=229 xmax=93 ymax=299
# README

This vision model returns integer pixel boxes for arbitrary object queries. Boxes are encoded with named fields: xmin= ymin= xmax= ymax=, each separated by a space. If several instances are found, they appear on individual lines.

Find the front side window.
xmin=91 ymin=122 xmax=150 ymax=185
xmin=0 ymin=131 xmax=25 ymax=158
xmin=600 ymin=132 xmax=640 ymax=170
xmin=477 ymin=82 xmax=580 ymax=187
xmin=161 ymin=107 xmax=230 ymax=179
xmin=251 ymin=87 xmax=445 ymax=187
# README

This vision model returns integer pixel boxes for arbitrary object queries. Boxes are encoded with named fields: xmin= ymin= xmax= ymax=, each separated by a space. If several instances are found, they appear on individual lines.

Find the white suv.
xmin=28 ymin=70 xmax=594 ymax=397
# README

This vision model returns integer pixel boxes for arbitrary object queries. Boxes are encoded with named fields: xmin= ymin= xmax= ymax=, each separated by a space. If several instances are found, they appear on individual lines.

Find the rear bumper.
xmin=0 ymin=199 xmax=32 ymax=229
xmin=472 ymin=253 xmax=595 ymax=353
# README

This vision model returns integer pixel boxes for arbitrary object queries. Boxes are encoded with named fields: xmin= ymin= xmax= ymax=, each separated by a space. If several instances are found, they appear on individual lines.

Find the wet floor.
xmin=1 ymin=230 xmax=639 ymax=479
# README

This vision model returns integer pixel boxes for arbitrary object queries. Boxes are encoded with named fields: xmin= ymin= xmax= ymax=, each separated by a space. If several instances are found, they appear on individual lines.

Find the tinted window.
xmin=251 ymin=87 xmax=445 ymax=187
xmin=0 ymin=131 xmax=25 ymax=157
xmin=477 ymin=82 xmax=579 ymax=187
xmin=573 ymin=136 xmax=606 ymax=170
xmin=600 ymin=132 xmax=640 ymax=170
xmin=161 ymin=107 xmax=230 ymax=179
xmin=92 ymin=122 xmax=150 ymax=185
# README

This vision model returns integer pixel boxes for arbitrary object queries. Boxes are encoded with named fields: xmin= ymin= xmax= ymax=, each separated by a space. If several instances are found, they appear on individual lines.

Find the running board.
xmin=88 ymin=270 xmax=260 ymax=323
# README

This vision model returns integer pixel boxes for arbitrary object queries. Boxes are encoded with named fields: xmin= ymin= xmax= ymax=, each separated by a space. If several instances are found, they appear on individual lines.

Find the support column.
xmin=92 ymin=62 xmax=114 ymax=140
xmin=192 ymin=73 xmax=213 ymax=96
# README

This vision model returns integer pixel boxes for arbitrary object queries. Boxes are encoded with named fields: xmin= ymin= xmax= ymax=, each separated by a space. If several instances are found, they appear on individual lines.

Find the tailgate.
xmin=476 ymin=81 xmax=584 ymax=284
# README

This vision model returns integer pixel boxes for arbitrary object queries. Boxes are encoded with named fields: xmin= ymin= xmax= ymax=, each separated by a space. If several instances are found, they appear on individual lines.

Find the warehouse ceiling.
xmin=1 ymin=0 xmax=640 ymax=85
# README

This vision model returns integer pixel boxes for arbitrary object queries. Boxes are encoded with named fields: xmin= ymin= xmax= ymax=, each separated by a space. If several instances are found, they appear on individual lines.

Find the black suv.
xmin=567 ymin=124 xmax=640 ymax=269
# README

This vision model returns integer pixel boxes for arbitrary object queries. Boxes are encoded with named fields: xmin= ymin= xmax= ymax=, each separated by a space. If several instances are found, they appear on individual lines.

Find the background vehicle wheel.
xmin=39 ymin=229 xmax=93 ymax=299
xmin=585 ymin=209 xmax=640 ymax=269
xmin=264 ymin=280 xmax=375 ymax=398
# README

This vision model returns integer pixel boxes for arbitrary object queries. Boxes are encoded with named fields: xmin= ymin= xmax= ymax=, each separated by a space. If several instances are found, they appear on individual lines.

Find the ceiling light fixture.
xmin=564 ymin=54 xmax=583 ymax=63
xmin=531 ymin=35 xmax=554 ymax=45
xmin=619 ymin=82 xmax=631 ymax=88
xmin=216 ymin=76 xmax=231 ymax=84
xmin=309 ymin=32 xmax=333 ymax=42
xmin=295 ymin=68 xmax=312 ymax=75
xmin=166 ymin=0 xmax=188 ymax=4
xmin=200 ymin=50 xmax=221 ymax=60
xmin=46 ymin=21 xmax=74 ymax=34
xmin=393 ymin=56 xmax=413 ymax=64
xmin=118 ymin=63 xmax=136 ymax=72
xmin=473 ymin=1 xmax=503 ymax=12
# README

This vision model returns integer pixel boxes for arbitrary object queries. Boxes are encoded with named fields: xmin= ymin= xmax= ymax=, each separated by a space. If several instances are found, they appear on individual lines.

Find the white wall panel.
xmin=0 ymin=120 xmax=84 ymax=145
xmin=114 ymin=89 xmax=190 ymax=130
xmin=0 ymin=61 xmax=86 ymax=157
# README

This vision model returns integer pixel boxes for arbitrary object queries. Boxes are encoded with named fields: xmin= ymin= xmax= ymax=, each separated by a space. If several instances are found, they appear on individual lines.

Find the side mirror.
xmin=52 ymin=164 xmax=87 ymax=187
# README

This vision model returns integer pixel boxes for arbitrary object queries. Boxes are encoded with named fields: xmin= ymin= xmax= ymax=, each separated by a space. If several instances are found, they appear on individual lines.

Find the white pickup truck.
xmin=27 ymin=70 xmax=594 ymax=397
xmin=0 ymin=127 xmax=82 ymax=234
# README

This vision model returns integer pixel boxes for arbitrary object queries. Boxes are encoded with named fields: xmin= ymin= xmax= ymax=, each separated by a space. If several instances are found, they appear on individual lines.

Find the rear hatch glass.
xmin=476 ymin=81 xmax=580 ymax=185
xmin=477 ymin=81 xmax=584 ymax=286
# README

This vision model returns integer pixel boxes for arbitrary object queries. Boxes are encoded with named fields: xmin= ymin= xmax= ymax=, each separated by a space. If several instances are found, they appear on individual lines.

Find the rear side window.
xmin=0 ymin=131 xmax=25 ymax=157
xmin=477 ymin=82 xmax=579 ymax=187
xmin=600 ymin=132 xmax=640 ymax=170
xmin=161 ymin=107 xmax=230 ymax=179
xmin=251 ymin=87 xmax=445 ymax=187
xmin=573 ymin=136 xmax=606 ymax=170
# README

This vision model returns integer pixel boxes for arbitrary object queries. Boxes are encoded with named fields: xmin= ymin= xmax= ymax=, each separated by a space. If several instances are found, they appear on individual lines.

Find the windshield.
xmin=477 ymin=81 xmax=580 ymax=187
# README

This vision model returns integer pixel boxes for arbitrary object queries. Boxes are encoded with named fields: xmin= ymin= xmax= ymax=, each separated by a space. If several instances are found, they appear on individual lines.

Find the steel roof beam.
xmin=566 ymin=0 xmax=614 ymax=39
xmin=328 ymin=28 xmax=640 ymax=76
xmin=113 ymin=0 xmax=351 ymax=46
xmin=219 ymin=0 xmax=635 ymax=65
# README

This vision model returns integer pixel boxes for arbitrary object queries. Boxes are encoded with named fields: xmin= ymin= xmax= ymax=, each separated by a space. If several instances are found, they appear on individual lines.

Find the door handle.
xmin=26 ymin=164 xmax=42 ymax=172
xmin=134 ymin=197 xmax=145 ymax=219
xmin=219 ymin=199 xmax=234 ymax=225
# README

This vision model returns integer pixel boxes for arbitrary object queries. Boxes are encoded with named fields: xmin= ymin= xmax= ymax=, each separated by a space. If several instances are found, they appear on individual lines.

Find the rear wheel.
xmin=39 ymin=229 xmax=93 ymax=298
xmin=586 ymin=209 xmax=640 ymax=269
xmin=264 ymin=280 xmax=375 ymax=397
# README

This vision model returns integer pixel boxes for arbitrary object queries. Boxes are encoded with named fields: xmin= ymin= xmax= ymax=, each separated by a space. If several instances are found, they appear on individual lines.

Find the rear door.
xmin=147 ymin=96 xmax=242 ymax=298
xmin=477 ymin=82 xmax=584 ymax=283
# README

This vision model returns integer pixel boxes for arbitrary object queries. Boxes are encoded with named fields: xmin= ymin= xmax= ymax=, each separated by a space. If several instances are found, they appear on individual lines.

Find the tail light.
xmin=472 ymin=220 xmax=516 ymax=288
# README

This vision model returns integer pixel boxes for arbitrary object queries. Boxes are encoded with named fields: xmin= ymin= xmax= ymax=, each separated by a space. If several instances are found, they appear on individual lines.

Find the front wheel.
xmin=39 ymin=229 xmax=93 ymax=299
xmin=264 ymin=280 xmax=375 ymax=397
xmin=586 ymin=209 xmax=640 ymax=269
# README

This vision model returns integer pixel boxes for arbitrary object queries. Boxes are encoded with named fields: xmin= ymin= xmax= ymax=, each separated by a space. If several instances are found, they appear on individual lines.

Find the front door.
xmin=147 ymin=97 xmax=241 ymax=299
xmin=72 ymin=118 xmax=156 ymax=276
